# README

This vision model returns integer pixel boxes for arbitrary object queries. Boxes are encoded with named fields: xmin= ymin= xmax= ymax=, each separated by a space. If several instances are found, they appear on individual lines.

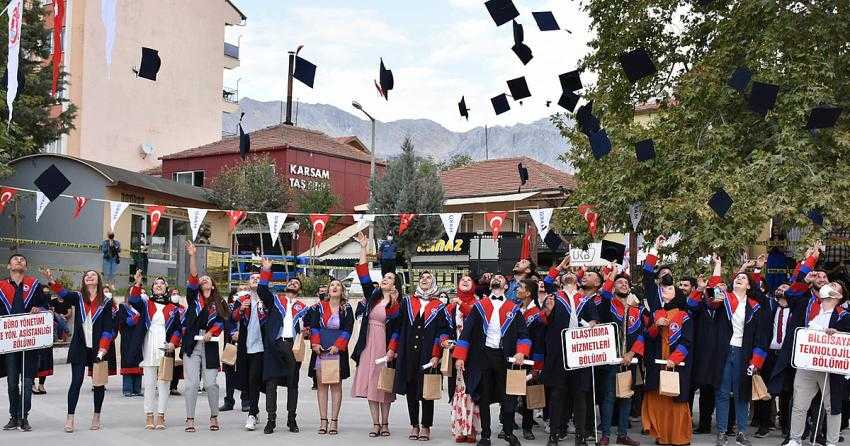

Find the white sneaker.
xmin=785 ymin=441 xmax=801 ymax=446
xmin=245 ymin=415 xmax=257 ymax=431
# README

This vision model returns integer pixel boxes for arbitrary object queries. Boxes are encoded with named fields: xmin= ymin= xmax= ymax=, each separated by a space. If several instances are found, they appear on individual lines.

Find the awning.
xmin=353 ymin=191 xmax=541 ymax=211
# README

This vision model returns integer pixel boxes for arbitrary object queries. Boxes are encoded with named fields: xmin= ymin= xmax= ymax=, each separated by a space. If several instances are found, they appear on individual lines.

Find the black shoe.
xmin=498 ymin=429 xmax=506 ymax=439
xmin=754 ymin=428 xmax=769 ymax=438
xmin=558 ymin=431 xmax=569 ymax=441
xmin=575 ymin=435 xmax=588 ymax=446
xmin=19 ymin=419 xmax=31 ymax=432
xmin=506 ymin=434 xmax=522 ymax=446
xmin=478 ymin=436 xmax=492 ymax=446
xmin=547 ymin=435 xmax=559 ymax=446
xmin=264 ymin=417 xmax=276 ymax=435
xmin=287 ymin=413 xmax=299 ymax=433
xmin=219 ymin=402 xmax=234 ymax=412
xmin=694 ymin=426 xmax=711 ymax=434
xmin=734 ymin=432 xmax=751 ymax=446
xmin=523 ymin=429 xmax=535 ymax=440
xmin=2 ymin=418 xmax=18 ymax=430
xmin=780 ymin=436 xmax=790 ymax=446
xmin=716 ymin=433 xmax=728 ymax=446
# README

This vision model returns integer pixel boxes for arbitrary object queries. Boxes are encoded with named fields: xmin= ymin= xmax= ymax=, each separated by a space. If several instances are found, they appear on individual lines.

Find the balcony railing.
xmin=223 ymin=88 xmax=238 ymax=103
xmin=224 ymin=42 xmax=240 ymax=60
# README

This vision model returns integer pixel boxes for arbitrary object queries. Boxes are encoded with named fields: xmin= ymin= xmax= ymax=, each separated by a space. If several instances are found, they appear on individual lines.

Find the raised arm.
xmin=184 ymin=242 xmax=200 ymax=304
xmin=642 ymin=235 xmax=666 ymax=312
xmin=544 ymin=255 xmax=570 ymax=294
xmin=354 ymin=232 xmax=376 ymax=302
xmin=40 ymin=267 xmax=80 ymax=304
xmin=256 ymin=258 xmax=275 ymax=308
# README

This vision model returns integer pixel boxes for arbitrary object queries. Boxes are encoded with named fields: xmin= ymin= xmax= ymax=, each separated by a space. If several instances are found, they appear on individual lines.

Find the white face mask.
xmin=103 ymin=292 xmax=112 ymax=300
xmin=170 ymin=295 xmax=180 ymax=304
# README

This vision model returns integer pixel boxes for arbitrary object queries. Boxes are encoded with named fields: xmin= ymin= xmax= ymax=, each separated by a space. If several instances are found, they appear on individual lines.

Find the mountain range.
xmin=223 ymin=98 xmax=573 ymax=171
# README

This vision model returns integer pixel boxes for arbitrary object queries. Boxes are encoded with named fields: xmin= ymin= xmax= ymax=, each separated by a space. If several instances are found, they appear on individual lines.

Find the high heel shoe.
xmin=145 ymin=414 xmax=155 ymax=430
xmin=318 ymin=418 xmax=328 ymax=435
xmin=370 ymin=423 xmax=381 ymax=437
xmin=409 ymin=425 xmax=420 ymax=440
xmin=64 ymin=415 xmax=74 ymax=433
xmin=329 ymin=419 xmax=338 ymax=435
xmin=90 ymin=413 xmax=101 ymax=431
xmin=154 ymin=413 xmax=166 ymax=430
xmin=381 ymin=423 xmax=390 ymax=437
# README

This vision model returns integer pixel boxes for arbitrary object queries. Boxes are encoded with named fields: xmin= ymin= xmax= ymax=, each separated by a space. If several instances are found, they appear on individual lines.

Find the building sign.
xmin=562 ymin=323 xmax=618 ymax=370
xmin=0 ymin=312 xmax=54 ymax=354
xmin=792 ymin=327 xmax=850 ymax=374
xmin=417 ymin=233 xmax=473 ymax=255
xmin=289 ymin=164 xmax=331 ymax=190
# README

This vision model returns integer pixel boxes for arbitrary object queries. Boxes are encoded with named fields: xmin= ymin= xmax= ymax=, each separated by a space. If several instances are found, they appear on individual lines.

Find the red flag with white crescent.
xmin=72 ymin=196 xmax=88 ymax=219
xmin=226 ymin=210 xmax=246 ymax=232
xmin=486 ymin=211 xmax=508 ymax=240
xmin=309 ymin=214 xmax=330 ymax=247
xmin=520 ymin=225 xmax=536 ymax=259
xmin=148 ymin=205 xmax=166 ymax=235
xmin=0 ymin=187 xmax=16 ymax=214
xmin=398 ymin=213 xmax=416 ymax=236
xmin=51 ymin=0 xmax=66 ymax=97
xmin=577 ymin=204 xmax=598 ymax=238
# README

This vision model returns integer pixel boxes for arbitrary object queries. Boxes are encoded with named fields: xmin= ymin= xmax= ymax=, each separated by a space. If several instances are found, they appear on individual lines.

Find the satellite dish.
xmin=139 ymin=143 xmax=155 ymax=159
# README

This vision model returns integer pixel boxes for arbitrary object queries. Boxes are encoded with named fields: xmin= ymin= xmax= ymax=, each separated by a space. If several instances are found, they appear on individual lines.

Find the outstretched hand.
xmin=185 ymin=241 xmax=196 ymax=257
xmin=39 ymin=267 xmax=53 ymax=283
xmin=354 ymin=232 xmax=368 ymax=248
xmin=260 ymin=258 xmax=273 ymax=270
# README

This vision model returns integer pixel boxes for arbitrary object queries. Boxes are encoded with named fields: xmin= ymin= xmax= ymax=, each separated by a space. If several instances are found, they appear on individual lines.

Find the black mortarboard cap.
xmin=635 ymin=139 xmax=655 ymax=161
xmin=601 ymin=239 xmax=626 ymax=264
xmin=589 ymin=129 xmax=611 ymax=160
xmin=807 ymin=209 xmax=824 ymax=226
xmin=238 ymin=113 xmax=250 ymax=159
xmin=293 ymin=55 xmax=316 ymax=88
xmin=377 ymin=58 xmax=394 ymax=100
xmin=491 ymin=94 xmax=510 ymax=115
xmin=544 ymin=231 xmax=563 ymax=253
xmin=507 ymin=76 xmax=531 ymax=101
xmin=512 ymin=43 xmax=533 ymax=65
xmin=512 ymin=20 xmax=524 ymax=45
xmin=727 ymin=66 xmax=751 ymax=93
xmin=458 ymin=96 xmax=470 ymax=120
xmin=34 ymin=164 xmax=70 ymax=202
xmin=532 ymin=11 xmax=559 ymax=31
xmin=708 ymin=188 xmax=733 ymax=218
xmin=748 ymin=81 xmax=779 ymax=116
xmin=517 ymin=163 xmax=529 ymax=185
xmin=805 ymin=106 xmax=842 ymax=130
xmin=137 ymin=47 xmax=161 ymax=81
xmin=559 ymin=70 xmax=582 ymax=92
xmin=557 ymin=91 xmax=579 ymax=112
xmin=576 ymin=101 xmax=601 ymax=136
xmin=618 ymin=48 xmax=657 ymax=84
xmin=484 ymin=0 xmax=519 ymax=26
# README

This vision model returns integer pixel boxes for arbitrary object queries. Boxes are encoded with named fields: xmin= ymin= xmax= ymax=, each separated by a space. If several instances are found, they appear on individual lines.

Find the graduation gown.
xmin=177 ymin=275 xmax=224 ymax=369
xmin=389 ymin=294 xmax=451 ymax=394
xmin=351 ymin=263 xmax=400 ymax=365
xmin=255 ymin=271 xmax=309 ymax=382
xmin=633 ymin=307 xmax=693 ymax=403
xmin=306 ymin=300 xmax=354 ymax=380
xmin=121 ymin=286 xmax=181 ymax=372
xmin=0 ymin=277 xmax=48 ymax=379
xmin=49 ymin=284 xmax=116 ymax=368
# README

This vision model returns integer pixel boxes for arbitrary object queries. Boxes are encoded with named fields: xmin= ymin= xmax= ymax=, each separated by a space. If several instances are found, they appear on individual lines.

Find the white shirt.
xmin=810 ymin=307 xmax=833 ymax=331
xmin=247 ymin=294 xmax=264 ymax=354
xmin=280 ymin=299 xmax=295 ymax=339
xmin=141 ymin=302 xmax=167 ymax=367
xmin=730 ymin=296 xmax=746 ymax=347
xmin=565 ymin=294 xmax=579 ymax=329
xmin=485 ymin=297 xmax=506 ymax=349
xmin=419 ymin=297 xmax=429 ymax=317
xmin=770 ymin=306 xmax=790 ymax=350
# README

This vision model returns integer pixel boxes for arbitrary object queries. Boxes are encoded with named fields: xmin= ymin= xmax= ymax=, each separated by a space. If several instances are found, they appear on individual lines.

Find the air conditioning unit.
xmin=139 ymin=143 xmax=155 ymax=159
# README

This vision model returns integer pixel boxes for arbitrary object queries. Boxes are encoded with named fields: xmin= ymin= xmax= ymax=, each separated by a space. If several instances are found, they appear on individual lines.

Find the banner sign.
xmin=562 ymin=323 xmax=618 ymax=370
xmin=0 ymin=312 xmax=54 ymax=354
xmin=792 ymin=327 xmax=850 ymax=375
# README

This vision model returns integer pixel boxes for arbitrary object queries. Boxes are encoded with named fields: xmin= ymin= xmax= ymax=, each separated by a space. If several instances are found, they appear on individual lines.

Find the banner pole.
xmin=813 ymin=372 xmax=828 ymax=444
xmin=591 ymin=365 xmax=598 ymax=444
xmin=21 ymin=349 xmax=25 ymax=421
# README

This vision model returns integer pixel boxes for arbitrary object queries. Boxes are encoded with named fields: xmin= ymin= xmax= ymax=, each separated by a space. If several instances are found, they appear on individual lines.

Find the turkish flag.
xmin=309 ymin=214 xmax=330 ymax=247
xmin=51 ymin=0 xmax=66 ymax=97
xmin=72 ymin=196 xmax=88 ymax=219
xmin=0 ymin=187 xmax=16 ymax=214
xmin=226 ymin=210 xmax=246 ymax=232
xmin=577 ymin=204 xmax=598 ymax=238
xmin=399 ymin=213 xmax=416 ymax=236
xmin=486 ymin=211 xmax=508 ymax=240
xmin=520 ymin=225 xmax=536 ymax=259
xmin=148 ymin=205 xmax=167 ymax=235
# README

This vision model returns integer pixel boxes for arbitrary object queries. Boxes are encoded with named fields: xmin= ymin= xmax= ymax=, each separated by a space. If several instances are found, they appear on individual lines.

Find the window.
xmin=461 ymin=214 xmax=474 ymax=233
xmin=173 ymin=171 xmax=205 ymax=187
xmin=130 ymin=213 xmax=190 ymax=262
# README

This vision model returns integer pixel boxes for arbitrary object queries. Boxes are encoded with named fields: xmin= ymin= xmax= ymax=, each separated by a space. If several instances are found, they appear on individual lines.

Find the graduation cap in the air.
xmin=708 ymin=188 xmax=733 ymax=218
xmin=517 ymin=162 xmax=529 ymax=186
xmin=507 ymin=76 xmax=531 ymax=102
xmin=748 ymin=81 xmax=779 ymax=116
xmin=458 ymin=96 xmax=470 ymax=120
xmin=575 ymin=101 xmax=601 ymax=136
xmin=375 ymin=58 xmax=394 ymax=101
xmin=293 ymin=55 xmax=317 ymax=88
xmin=532 ymin=11 xmax=560 ymax=31
xmin=34 ymin=164 xmax=71 ymax=202
xmin=484 ymin=0 xmax=519 ymax=26
xmin=601 ymin=239 xmax=626 ymax=264
xmin=559 ymin=70 xmax=582 ymax=92
xmin=544 ymin=231 xmax=563 ymax=253
xmin=510 ymin=20 xmax=533 ymax=65
xmin=589 ymin=129 xmax=611 ymax=160
xmin=238 ymin=112 xmax=250 ymax=159
xmin=491 ymin=93 xmax=510 ymax=115
xmin=512 ymin=20 xmax=524 ymax=44
xmin=635 ymin=139 xmax=655 ymax=161
xmin=727 ymin=66 xmax=752 ymax=93
xmin=807 ymin=209 xmax=824 ymax=226
xmin=618 ymin=48 xmax=657 ymax=84
xmin=557 ymin=91 xmax=580 ymax=112
xmin=134 ymin=47 xmax=161 ymax=81
xmin=805 ymin=106 xmax=842 ymax=130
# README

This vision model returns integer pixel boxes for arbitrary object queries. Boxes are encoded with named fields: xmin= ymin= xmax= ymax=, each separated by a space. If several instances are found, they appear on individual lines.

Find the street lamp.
xmin=352 ymin=100 xmax=377 ymax=258
xmin=235 ymin=77 xmax=242 ymax=102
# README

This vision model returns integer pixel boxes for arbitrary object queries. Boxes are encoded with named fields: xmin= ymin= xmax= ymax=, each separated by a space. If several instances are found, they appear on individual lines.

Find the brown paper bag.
xmin=292 ymin=334 xmax=305 ymax=363
xmin=422 ymin=372 xmax=442 ymax=400
xmin=751 ymin=374 xmax=771 ymax=401
xmin=158 ymin=355 xmax=174 ymax=382
xmin=526 ymin=384 xmax=546 ymax=409
xmin=320 ymin=357 xmax=340 ymax=384
xmin=92 ymin=361 xmax=109 ymax=387
xmin=378 ymin=366 xmax=395 ymax=393
xmin=659 ymin=369 xmax=680 ymax=397
xmin=506 ymin=368 xmax=527 ymax=396
xmin=440 ymin=350 xmax=453 ymax=377
xmin=174 ymin=347 xmax=183 ymax=367
xmin=221 ymin=343 xmax=238 ymax=366
xmin=616 ymin=370 xmax=634 ymax=398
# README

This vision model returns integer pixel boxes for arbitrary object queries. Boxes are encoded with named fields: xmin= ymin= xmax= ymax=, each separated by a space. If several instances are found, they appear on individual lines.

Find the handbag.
xmin=320 ymin=355 xmax=340 ymax=384
xmin=659 ymin=369 xmax=680 ymax=397
xmin=292 ymin=333 xmax=306 ymax=363
xmin=526 ymin=383 xmax=546 ymax=409
xmin=422 ymin=370 xmax=443 ymax=400
xmin=616 ymin=369 xmax=634 ymax=398
xmin=221 ymin=342 xmax=237 ymax=366
xmin=505 ymin=366 xmax=527 ymax=396
xmin=378 ymin=365 xmax=395 ymax=393
xmin=751 ymin=374 xmax=771 ymax=401
xmin=158 ymin=354 xmax=174 ymax=382
xmin=92 ymin=361 xmax=109 ymax=387
xmin=440 ymin=348 xmax=453 ymax=377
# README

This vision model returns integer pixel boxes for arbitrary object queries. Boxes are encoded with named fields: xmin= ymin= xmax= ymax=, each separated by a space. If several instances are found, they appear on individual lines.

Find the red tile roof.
xmin=333 ymin=136 xmax=369 ymax=152
xmin=139 ymin=165 xmax=162 ymax=176
xmin=439 ymin=157 xmax=576 ymax=199
xmin=161 ymin=124 xmax=378 ymax=163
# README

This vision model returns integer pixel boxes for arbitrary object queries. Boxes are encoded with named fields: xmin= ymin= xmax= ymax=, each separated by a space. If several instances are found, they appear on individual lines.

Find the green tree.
xmin=370 ymin=137 xmax=445 ymax=284
xmin=207 ymin=154 xmax=289 ymax=225
xmin=0 ymin=1 xmax=77 ymax=177
xmin=551 ymin=1 xmax=850 ymax=267
xmin=293 ymin=179 xmax=341 ymax=259
xmin=437 ymin=153 xmax=473 ymax=171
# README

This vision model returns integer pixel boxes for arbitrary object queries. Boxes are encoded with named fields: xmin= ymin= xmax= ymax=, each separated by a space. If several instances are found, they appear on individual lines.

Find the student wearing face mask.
xmin=378 ymin=234 xmax=397 ymax=277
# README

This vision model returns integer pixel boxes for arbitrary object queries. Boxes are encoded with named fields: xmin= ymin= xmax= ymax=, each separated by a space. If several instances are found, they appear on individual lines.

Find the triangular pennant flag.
xmin=72 ymin=196 xmax=88 ymax=219
xmin=148 ymin=205 xmax=166 ymax=235
xmin=226 ymin=210 xmax=246 ymax=232
xmin=528 ymin=208 xmax=554 ymax=240
xmin=35 ymin=191 xmax=49 ymax=223
xmin=186 ymin=208 xmax=208 ymax=241
xmin=266 ymin=212 xmax=288 ymax=247
xmin=628 ymin=202 xmax=642 ymax=231
xmin=6 ymin=0 xmax=22 ymax=122
xmin=399 ymin=213 xmax=416 ymax=236
xmin=0 ymin=187 xmax=16 ymax=214
xmin=353 ymin=213 xmax=376 ymax=232
xmin=439 ymin=213 xmax=463 ymax=245
xmin=577 ymin=204 xmax=598 ymax=238
xmin=485 ymin=211 xmax=508 ymax=240
xmin=109 ymin=201 xmax=129 ymax=231
xmin=309 ymin=214 xmax=330 ymax=248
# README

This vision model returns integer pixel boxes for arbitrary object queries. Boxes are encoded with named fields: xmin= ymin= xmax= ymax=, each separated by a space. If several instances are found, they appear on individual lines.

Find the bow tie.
xmin=491 ymin=296 xmax=504 ymax=301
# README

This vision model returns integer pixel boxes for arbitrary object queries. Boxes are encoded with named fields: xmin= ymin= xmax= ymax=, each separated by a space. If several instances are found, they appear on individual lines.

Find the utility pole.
xmin=284 ymin=51 xmax=295 ymax=125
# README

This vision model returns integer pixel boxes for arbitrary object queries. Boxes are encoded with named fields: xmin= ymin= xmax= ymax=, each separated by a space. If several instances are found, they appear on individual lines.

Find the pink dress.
xmin=351 ymin=302 xmax=395 ymax=403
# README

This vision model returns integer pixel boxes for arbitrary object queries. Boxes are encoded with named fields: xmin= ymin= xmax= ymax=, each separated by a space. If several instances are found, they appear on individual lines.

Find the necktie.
xmin=776 ymin=308 xmax=785 ymax=343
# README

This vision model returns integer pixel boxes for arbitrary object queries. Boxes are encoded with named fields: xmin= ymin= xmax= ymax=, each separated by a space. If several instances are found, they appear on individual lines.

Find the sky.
xmin=225 ymin=0 xmax=594 ymax=133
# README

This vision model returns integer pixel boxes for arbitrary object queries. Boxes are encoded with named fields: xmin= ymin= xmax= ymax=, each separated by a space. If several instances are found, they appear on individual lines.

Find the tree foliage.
xmin=207 ymin=154 xmax=289 ymax=226
xmin=437 ymin=153 xmax=473 ymax=171
xmin=552 ymin=1 xmax=850 ymax=266
xmin=370 ymin=137 xmax=445 ymax=260
xmin=292 ymin=179 xmax=341 ymax=229
xmin=0 ymin=1 xmax=76 ymax=177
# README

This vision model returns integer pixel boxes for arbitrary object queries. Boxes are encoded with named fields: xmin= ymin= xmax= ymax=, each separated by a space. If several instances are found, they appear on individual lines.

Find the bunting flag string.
xmin=0 ymin=187 xmax=16 ymax=213
xmin=486 ymin=211 xmax=508 ymax=240
xmin=309 ymin=214 xmax=330 ymax=247
xmin=148 ymin=205 xmax=166 ymax=235
xmin=109 ymin=201 xmax=129 ymax=231
xmin=398 ymin=213 xmax=416 ymax=236
xmin=34 ymin=191 xmax=48 ymax=222
xmin=186 ymin=208 xmax=207 ymax=242
xmin=266 ymin=212 xmax=288 ymax=247
xmin=439 ymin=212 xmax=462 ymax=245
xmin=72 ymin=196 xmax=88 ymax=219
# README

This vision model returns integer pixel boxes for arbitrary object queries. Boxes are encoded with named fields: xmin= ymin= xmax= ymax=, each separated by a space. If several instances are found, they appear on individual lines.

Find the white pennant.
xmin=109 ymin=201 xmax=129 ymax=232
xmin=439 ymin=213 xmax=463 ymax=245
xmin=34 ymin=191 xmax=49 ymax=222
xmin=353 ymin=213 xmax=376 ymax=232
xmin=629 ymin=202 xmax=642 ymax=231
xmin=101 ymin=0 xmax=116 ymax=75
xmin=186 ymin=208 xmax=208 ymax=242
xmin=266 ymin=212 xmax=288 ymax=247
xmin=6 ymin=0 xmax=22 ymax=123
xmin=529 ymin=208 xmax=554 ymax=240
